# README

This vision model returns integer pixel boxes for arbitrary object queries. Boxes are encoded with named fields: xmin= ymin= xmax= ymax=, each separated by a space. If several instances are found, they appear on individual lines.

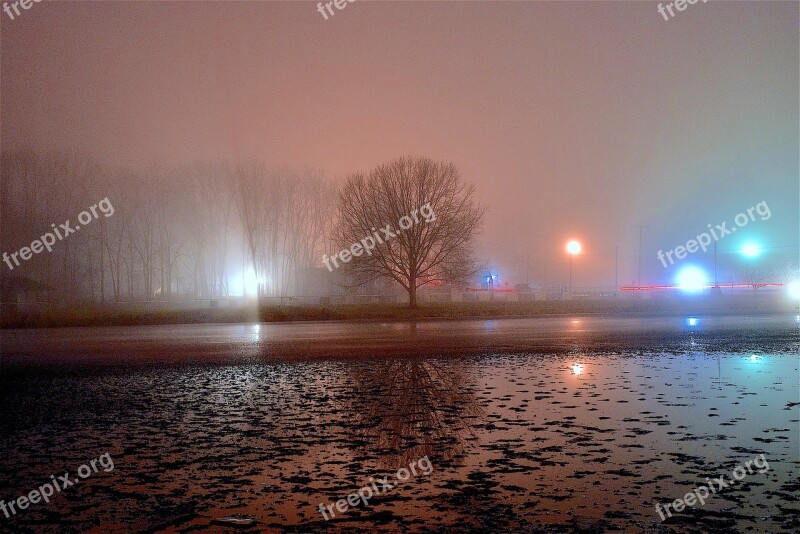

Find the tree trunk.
xmin=408 ymin=283 xmax=417 ymax=309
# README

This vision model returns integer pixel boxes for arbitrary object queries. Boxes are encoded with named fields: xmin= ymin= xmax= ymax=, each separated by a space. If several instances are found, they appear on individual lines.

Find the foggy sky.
xmin=2 ymin=1 xmax=798 ymax=288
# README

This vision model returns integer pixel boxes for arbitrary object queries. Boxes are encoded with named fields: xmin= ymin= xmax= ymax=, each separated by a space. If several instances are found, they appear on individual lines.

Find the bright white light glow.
xmin=571 ymin=363 xmax=584 ymax=375
xmin=676 ymin=266 xmax=708 ymax=293
xmin=748 ymin=354 xmax=759 ymax=362
xmin=686 ymin=317 xmax=699 ymax=327
xmin=566 ymin=240 xmax=581 ymax=255
xmin=741 ymin=243 xmax=761 ymax=258
xmin=787 ymin=281 xmax=800 ymax=299
xmin=229 ymin=267 xmax=262 ymax=297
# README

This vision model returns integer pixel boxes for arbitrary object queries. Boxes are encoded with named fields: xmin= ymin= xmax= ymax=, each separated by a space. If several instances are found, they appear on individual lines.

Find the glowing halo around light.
xmin=741 ymin=242 xmax=761 ymax=258
xmin=229 ymin=267 xmax=263 ymax=297
xmin=787 ymin=281 xmax=800 ymax=300
xmin=676 ymin=266 xmax=708 ymax=294
xmin=566 ymin=240 xmax=582 ymax=255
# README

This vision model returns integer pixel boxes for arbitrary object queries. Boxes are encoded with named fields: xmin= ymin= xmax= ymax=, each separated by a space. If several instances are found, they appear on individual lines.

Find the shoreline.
xmin=2 ymin=296 xmax=797 ymax=329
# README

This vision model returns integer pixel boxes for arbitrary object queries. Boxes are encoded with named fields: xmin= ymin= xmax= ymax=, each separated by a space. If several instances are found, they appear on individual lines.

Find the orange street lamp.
xmin=566 ymin=240 xmax=581 ymax=290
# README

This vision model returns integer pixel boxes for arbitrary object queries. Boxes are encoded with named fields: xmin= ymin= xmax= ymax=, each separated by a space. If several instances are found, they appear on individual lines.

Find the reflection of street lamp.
xmin=566 ymin=240 xmax=581 ymax=290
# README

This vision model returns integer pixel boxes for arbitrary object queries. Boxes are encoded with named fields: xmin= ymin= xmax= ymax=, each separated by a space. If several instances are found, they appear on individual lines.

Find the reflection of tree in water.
xmin=348 ymin=356 xmax=483 ymax=469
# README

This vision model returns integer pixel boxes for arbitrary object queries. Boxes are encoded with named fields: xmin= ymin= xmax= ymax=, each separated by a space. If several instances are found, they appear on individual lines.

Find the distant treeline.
xmin=1 ymin=148 xmax=338 ymax=302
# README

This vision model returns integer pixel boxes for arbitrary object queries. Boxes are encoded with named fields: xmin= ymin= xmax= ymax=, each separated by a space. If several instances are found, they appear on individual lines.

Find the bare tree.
xmin=232 ymin=163 xmax=335 ymax=298
xmin=128 ymin=174 xmax=159 ymax=299
xmin=280 ymin=168 xmax=338 ymax=295
xmin=336 ymin=157 xmax=484 ymax=308
xmin=185 ymin=161 xmax=235 ymax=297
xmin=2 ymin=148 xmax=338 ymax=305
xmin=101 ymin=169 xmax=134 ymax=303
xmin=232 ymin=161 xmax=281 ymax=296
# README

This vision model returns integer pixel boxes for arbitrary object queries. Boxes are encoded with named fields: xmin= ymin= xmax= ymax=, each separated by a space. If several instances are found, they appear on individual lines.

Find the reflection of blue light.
xmin=676 ymin=266 xmax=708 ymax=293
xmin=748 ymin=354 xmax=759 ymax=362
xmin=687 ymin=316 xmax=699 ymax=327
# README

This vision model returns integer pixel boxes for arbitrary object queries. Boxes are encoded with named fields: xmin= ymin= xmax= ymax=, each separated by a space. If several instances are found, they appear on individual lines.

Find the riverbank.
xmin=2 ymin=295 xmax=797 ymax=329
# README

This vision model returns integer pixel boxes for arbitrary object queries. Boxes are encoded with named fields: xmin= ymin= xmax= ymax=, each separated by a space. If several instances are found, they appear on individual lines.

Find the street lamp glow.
xmin=565 ymin=240 xmax=581 ymax=290
xmin=788 ymin=281 xmax=800 ymax=299
xmin=676 ymin=266 xmax=708 ymax=293
xmin=230 ymin=267 xmax=264 ymax=297
xmin=741 ymin=242 xmax=761 ymax=258
xmin=566 ymin=240 xmax=581 ymax=255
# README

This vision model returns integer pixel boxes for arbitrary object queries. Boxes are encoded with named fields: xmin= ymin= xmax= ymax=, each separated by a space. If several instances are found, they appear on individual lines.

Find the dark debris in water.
xmin=1 ymin=318 xmax=798 ymax=532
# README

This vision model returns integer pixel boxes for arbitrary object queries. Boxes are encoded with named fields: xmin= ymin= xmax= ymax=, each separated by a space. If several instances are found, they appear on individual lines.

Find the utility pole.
xmin=710 ymin=240 xmax=725 ymax=296
xmin=635 ymin=225 xmax=648 ymax=287
xmin=569 ymin=254 xmax=573 ymax=291
xmin=543 ymin=237 xmax=550 ymax=289
xmin=526 ymin=248 xmax=530 ymax=287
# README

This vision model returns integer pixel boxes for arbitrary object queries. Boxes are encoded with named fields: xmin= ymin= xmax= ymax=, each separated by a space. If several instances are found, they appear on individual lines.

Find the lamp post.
xmin=714 ymin=241 xmax=763 ymax=292
xmin=486 ymin=272 xmax=498 ymax=300
xmin=739 ymin=242 xmax=762 ymax=291
xmin=566 ymin=240 xmax=581 ymax=291
xmin=635 ymin=225 xmax=648 ymax=287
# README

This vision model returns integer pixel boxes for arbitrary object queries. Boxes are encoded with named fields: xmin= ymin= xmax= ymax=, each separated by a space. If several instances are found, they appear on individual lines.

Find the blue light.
xmin=741 ymin=242 xmax=761 ymax=258
xmin=686 ymin=316 xmax=700 ymax=328
xmin=676 ymin=266 xmax=708 ymax=293
xmin=788 ymin=281 xmax=800 ymax=300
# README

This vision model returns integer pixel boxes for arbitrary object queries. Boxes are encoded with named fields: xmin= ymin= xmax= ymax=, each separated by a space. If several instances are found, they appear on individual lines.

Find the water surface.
xmin=1 ymin=315 xmax=798 ymax=532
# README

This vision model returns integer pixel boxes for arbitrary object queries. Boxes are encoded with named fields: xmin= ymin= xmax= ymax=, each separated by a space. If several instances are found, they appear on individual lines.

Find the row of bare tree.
xmin=2 ymin=150 xmax=484 ymax=307
xmin=1 ymin=149 xmax=337 ymax=303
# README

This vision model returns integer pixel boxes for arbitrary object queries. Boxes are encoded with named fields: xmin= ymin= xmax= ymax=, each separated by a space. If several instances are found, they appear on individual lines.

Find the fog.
xmin=2 ymin=1 xmax=797 ymax=301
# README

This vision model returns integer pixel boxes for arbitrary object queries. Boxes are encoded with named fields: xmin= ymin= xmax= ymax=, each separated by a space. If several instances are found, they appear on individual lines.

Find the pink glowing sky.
xmin=2 ymin=1 xmax=797 ymax=286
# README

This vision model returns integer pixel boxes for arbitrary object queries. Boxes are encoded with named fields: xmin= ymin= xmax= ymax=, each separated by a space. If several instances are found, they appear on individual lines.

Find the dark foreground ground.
xmin=1 ymin=315 xmax=798 ymax=533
